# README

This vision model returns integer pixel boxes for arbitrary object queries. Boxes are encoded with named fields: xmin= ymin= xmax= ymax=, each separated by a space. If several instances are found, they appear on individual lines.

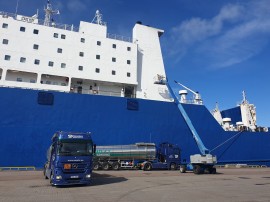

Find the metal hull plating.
xmin=1 ymin=87 xmax=270 ymax=167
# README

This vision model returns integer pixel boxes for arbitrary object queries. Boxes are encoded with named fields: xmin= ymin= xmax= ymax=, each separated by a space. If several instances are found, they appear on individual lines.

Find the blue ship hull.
xmin=1 ymin=87 xmax=270 ymax=167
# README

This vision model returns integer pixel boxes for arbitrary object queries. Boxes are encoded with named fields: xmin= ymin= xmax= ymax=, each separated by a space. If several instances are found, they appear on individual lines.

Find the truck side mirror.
xmin=93 ymin=144 xmax=96 ymax=154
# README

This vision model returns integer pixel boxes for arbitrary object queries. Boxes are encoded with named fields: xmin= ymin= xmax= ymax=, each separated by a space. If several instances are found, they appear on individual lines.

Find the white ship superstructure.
xmin=0 ymin=2 xmax=169 ymax=101
xmin=212 ymin=91 xmax=268 ymax=132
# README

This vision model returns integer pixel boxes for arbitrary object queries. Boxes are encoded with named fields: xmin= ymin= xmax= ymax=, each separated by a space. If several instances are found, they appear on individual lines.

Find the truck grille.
xmin=66 ymin=178 xmax=82 ymax=184
xmin=62 ymin=163 xmax=87 ymax=173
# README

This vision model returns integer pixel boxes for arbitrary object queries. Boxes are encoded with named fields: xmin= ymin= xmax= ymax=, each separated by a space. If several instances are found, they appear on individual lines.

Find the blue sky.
xmin=1 ymin=0 xmax=269 ymax=126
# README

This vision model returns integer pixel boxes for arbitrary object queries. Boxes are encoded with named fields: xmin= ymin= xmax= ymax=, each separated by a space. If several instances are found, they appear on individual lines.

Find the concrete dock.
xmin=0 ymin=168 xmax=270 ymax=202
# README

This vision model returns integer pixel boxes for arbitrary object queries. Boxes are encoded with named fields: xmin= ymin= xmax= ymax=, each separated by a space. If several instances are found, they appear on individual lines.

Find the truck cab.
xmin=141 ymin=142 xmax=181 ymax=170
xmin=44 ymin=131 xmax=95 ymax=186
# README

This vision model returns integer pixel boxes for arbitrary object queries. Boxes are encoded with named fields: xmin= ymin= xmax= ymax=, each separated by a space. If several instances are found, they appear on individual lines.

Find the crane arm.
xmin=174 ymin=80 xmax=198 ymax=96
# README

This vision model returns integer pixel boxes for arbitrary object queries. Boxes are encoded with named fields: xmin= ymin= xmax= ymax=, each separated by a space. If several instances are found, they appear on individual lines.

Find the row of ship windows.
xmin=1 ymin=23 xmax=132 ymax=51
xmin=3 ymin=55 xmax=131 ymax=77
xmin=2 ymin=39 xmax=132 ymax=64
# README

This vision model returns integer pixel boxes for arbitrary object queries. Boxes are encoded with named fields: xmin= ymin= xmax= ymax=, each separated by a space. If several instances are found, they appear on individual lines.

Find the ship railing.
xmin=107 ymin=33 xmax=132 ymax=43
xmin=70 ymin=88 xmax=136 ymax=98
xmin=0 ymin=11 xmax=16 ymax=19
xmin=180 ymin=99 xmax=203 ymax=105
xmin=1 ymin=11 xmax=132 ymax=42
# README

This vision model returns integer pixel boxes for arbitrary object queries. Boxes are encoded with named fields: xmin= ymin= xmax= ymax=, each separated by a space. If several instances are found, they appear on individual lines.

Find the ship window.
xmin=96 ymin=55 xmax=100 ymax=59
xmin=61 ymin=63 xmax=66 ymax=68
xmin=95 ymin=68 xmax=100 ymax=73
xmin=112 ymin=70 xmax=116 ymax=75
xmin=78 ymin=66 xmax=83 ymax=71
xmin=34 ymin=59 xmax=40 ymax=65
xmin=79 ymin=52 xmax=84 ymax=57
xmin=127 ymin=72 xmax=131 ymax=77
xmin=127 ymin=60 xmax=131 ymax=65
xmin=112 ymin=57 xmax=116 ymax=62
xmin=33 ymin=44 xmax=39 ymax=50
xmin=30 ymin=79 xmax=36 ymax=83
xmin=61 ymin=34 xmax=66 ymax=39
xmin=4 ymin=55 xmax=11 ymax=61
xmin=20 ymin=57 xmax=26 ymax=63
xmin=81 ymin=38 xmax=85 ymax=43
xmin=53 ymin=33 xmax=58 ymax=38
xmin=48 ymin=61 xmax=54 ymax=67
xmin=61 ymin=83 xmax=66 ymax=86
xmin=127 ymin=47 xmax=131 ymax=51
xmin=97 ymin=41 xmax=101 ymax=46
xmin=33 ymin=29 xmax=39 ymax=34
xmin=20 ymin=27 xmax=26 ymax=32
xmin=57 ymin=48 xmax=63 ymax=53
xmin=112 ymin=44 xmax=116 ymax=49
xmin=16 ymin=78 xmax=22 ymax=82
xmin=46 ymin=81 xmax=51 ymax=84
xmin=53 ymin=81 xmax=58 ymax=85
xmin=2 ymin=39 xmax=8 ymax=44
xmin=2 ymin=23 xmax=8 ymax=28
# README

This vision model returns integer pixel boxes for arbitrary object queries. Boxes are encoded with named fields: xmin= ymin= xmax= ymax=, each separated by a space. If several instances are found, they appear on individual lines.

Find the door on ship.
xmin=124 ymin=86 xmax=134 ymax=98
xmin=77 ymin=86 xmax=82 ymax=94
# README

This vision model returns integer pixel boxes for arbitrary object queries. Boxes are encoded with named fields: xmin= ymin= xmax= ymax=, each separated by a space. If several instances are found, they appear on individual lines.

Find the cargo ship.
xmin=0 ymin=1 xmax=269 ymax=168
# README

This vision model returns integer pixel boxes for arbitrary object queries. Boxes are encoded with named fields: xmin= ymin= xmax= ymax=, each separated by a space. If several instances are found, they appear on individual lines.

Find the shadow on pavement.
xmin=91 ymin=172 xmax=127 ymax=186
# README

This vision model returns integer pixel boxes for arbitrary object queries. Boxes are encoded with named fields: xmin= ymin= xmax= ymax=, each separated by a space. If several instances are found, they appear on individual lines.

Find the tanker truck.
xmin=93 ymin=142 xmax=181 ymax=171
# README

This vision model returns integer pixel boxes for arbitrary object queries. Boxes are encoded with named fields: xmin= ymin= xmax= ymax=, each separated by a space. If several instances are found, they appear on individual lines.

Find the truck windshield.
xmin=57 ymin=140 xmax=93 ymax=156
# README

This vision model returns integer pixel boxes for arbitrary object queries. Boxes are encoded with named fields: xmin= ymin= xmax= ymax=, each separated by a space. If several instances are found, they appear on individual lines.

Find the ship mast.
xmin=44 ymin=0 xmax=59 ymax=26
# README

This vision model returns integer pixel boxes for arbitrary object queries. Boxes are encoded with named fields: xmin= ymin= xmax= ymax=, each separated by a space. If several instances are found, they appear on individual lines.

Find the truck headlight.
xmin=86 ymin=174 xmax=91 ymax=178
xmin=56 ymin=175 xmax=62 ymax=180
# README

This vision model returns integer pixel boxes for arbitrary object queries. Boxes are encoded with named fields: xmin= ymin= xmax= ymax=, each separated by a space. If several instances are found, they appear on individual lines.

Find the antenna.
xmin=44 ymin=0 xmax=60 ymax=26
xmin=15 ymin=0 xmax=20 ymax=16
xmin=91 ymin=10 xmax=105 ymax=25
xmin=242 ymin=90 xmax=247 ymax=104
xmin=214 ymin=102 xmax=219 ymax=111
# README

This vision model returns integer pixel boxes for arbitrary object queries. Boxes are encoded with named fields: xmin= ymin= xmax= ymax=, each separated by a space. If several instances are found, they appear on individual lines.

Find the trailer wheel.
xmin=210 ymin=167 xmax=216 ymax=174
xmin=143 ymin=163 xmax=152 ymax=171
xmin=112 ymin=162 xmax=120 ymax=170
xmin=180 ymin=165 xmax=187 ymax=173
xmin=193 ymin=165 xmax=202 ymax=174
xmin=102 ymin=162 xmax=110 ymax=170
xmin=170 ymin=163 xmax=177 ymax=170
xmin=93 ymin=162 xmax=100 ymax=170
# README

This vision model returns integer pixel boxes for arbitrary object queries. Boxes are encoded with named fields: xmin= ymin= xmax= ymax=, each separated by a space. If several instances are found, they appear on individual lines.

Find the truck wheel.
xmin=143 ymin=163 xmax=152 ymax=171
xmin=170 ymin=163 xmax=177 ymax=170
xmin=193 ymin=165 xmax=202 ymax=174
xmin=180 ymin=165 xmax=187 ymax=173
xmin=49 ymin=173 xmax=53 ymax=185
xmin=204 ymin=167 xmax=210 ymax=174
xmin=43 ymin=164 xmax=48 ymax=178
xmin=44 ymin=170 xmax=49 ymax=179
xmin=112 ymin=162 xmax=120 ymax=170
xmin=93 ymin=162 xmax=100 ymax=170
xmin=102 ymin=162 xmax=110 ymax=170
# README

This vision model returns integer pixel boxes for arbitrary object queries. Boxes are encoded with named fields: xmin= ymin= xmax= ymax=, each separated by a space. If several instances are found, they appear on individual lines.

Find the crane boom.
xmin=165 ymin=79 xmax=209 ymax=155
xmin=154 ymin=76 xmax=217 ymax=174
